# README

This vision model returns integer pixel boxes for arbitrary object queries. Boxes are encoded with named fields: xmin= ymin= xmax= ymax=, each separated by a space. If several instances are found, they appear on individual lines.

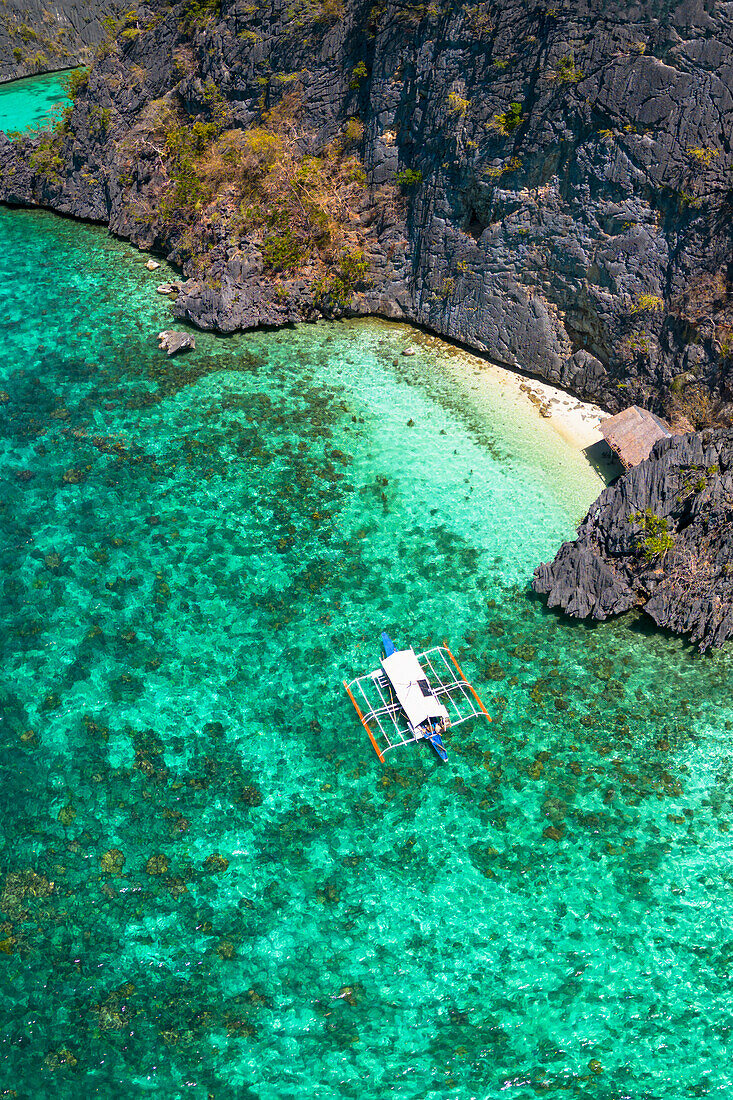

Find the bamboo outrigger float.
xmin=343 ymin=632 xmax=491 ymax=763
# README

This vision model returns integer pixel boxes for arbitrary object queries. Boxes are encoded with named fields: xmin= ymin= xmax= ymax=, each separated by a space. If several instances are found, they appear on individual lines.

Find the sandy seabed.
xmin=395 ymin=326 xmax=621 ymax=490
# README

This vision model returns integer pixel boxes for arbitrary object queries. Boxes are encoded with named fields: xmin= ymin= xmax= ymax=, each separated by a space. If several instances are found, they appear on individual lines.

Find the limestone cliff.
xmin=1 ymin=0 xmax=733 ymax=420
xmin=0 ymin=1 xmax=127 ymax=81
xmin=533 ymin=429 xmax=733 ymax=651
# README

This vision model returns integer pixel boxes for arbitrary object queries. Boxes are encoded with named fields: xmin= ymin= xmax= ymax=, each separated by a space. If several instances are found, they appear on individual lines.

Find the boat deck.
xmin=344 ymin=645 xmax=490 ymax=762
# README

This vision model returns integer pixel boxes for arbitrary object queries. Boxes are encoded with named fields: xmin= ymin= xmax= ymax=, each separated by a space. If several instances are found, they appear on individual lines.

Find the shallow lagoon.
xmin=0 ymin=69 xmax=73 ymax=135
xmin=1 ymin=204 xmax=732 ymax=1099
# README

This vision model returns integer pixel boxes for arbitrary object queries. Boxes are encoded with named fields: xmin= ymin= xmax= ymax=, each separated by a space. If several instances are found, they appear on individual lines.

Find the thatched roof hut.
xmin=601 ymin=406 xmax=673 ymax=469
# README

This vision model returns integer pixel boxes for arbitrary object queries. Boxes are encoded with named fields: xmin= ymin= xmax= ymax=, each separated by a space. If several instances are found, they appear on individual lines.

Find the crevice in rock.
xmin=463 ymin=210 xmax=486 ymax=241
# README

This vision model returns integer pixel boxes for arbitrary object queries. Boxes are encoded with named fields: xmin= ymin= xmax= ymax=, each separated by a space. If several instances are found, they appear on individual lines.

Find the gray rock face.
xmin=2 ymin=0 xmax=733 ymax=415
xmin=0 ymin=1 xmax=127 ymax=81
xmin=533 ymin=430 xmax=733 ymax=650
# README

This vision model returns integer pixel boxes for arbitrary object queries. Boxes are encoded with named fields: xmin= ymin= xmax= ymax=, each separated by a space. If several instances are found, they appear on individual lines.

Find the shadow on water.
xmin=582 ymin=438 xmax=622 ymax=485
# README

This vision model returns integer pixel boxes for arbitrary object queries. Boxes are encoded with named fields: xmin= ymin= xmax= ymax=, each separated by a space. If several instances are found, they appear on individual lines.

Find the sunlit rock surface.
xmin=1 ymin=0 xmax=733 ymax=416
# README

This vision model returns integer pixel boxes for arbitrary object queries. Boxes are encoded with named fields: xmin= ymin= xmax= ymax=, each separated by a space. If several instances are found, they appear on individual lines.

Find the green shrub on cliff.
xmin=687 ymin=146 xmax=719 ymax=167
xmin=286 ymin=0 xmax=344 ymax=27
xmin=490 ymin=102 xmax=522 ymax=136
xmin=553 ymin=55 xmax=583 ymax=83
xmin=313 ymin=249 xmax=369 ymax=309
xmin=629 ymin=510 xmax=675 ymax=561
xmin=395 ymin=168 xmax=422 ymax=187
xmin=160 ymin=152 xmax=211 ymax=217
xmin=29 ymin=136 xmax=63 ymax=180
xmin=447 ymin=92 xmax=469 ymax=117
xmin=630 ymin=293 xmax=663 ymax=314
xmin=342 ymin=118 xmax=364 ymax=149
xmin=159 ymin=88 xmax=231 ymax=219
xmin=350 ymin=61 xmax=368 ymax=89
xmin=261 ymin=224 xmax=303 ymax=271
xmin=182 ymin=0 xmax=221 ymax=29
xmin=63 ymin=67 xmax=89 ymax=102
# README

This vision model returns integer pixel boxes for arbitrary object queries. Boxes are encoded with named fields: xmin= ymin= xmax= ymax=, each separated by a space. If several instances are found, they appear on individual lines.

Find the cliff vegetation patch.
xmin=140 ymin=83 xmax=374 ymax=302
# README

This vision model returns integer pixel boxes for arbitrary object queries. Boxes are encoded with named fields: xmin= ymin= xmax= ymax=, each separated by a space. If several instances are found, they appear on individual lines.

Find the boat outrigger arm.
xmin=343 ymin=633 xmax=491 ymax=763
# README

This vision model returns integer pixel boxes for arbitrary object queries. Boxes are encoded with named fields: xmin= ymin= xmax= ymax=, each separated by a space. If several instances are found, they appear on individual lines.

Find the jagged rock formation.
xmin=0 ymin=1 xmax=126 ymax=81
xmin=1 ymin=0 xmax=733 ymax=418
xmin=533 ymin=429 xmax=733 ymax=650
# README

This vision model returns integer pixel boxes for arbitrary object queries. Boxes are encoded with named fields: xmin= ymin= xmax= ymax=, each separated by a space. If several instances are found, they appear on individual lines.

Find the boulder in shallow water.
xmin=146 ymin=259 xmax=160 ymax=271
xmin=156 ymin=281 xmax=182 ymax=295
xmin=57 ymin=803 xmax=76 ymax=827
xmin=202 ymin=854 xmax=229 ymax=874
xmin=43 ymin=1048 xmax=78 ymax=1071
xmin=158 ymin=331 xmax=195 ymax=357
xmin=101 ymin=849 xmax=125 ymax=875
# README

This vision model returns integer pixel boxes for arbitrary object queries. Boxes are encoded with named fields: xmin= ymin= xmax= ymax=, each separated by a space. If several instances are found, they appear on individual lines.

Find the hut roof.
xmin=601 ymin=405 xmax=673 ymax=469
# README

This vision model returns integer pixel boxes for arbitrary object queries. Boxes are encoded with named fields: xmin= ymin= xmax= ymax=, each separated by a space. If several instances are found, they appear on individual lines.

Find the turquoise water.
xmin=0 ymin=69 xmax=73 ymax=134
xmin=2 ymin=85 xmax=733 ymax=1100
xmin=3 ymin=208 xmax=733 ymax=1100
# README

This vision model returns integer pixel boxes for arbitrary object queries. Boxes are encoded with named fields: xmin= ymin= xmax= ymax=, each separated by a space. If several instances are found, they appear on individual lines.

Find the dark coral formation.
xmin=2 ymin=0 xmax=733 ymax=416
xmin=534 ymin=430 xmax=733 ymax=650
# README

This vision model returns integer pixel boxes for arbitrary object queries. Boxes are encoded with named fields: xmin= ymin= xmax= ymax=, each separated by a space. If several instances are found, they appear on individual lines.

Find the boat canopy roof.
xmin=343 ymin=644 xmax=491 ymax=763
xmin=381 ymin=647 xmax=449 ymax=728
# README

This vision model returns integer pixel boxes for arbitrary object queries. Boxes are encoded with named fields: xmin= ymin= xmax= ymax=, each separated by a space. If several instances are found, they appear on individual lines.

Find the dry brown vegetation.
xmin=193 ymin=121 xmax=369 ymax=268
xmin=671 ymin=270 xmax=733 ymax=358
xmin=129 ymin=85 xmax=375 ymax=294
xmin=665 ymin=383 xmax=713 ymax=429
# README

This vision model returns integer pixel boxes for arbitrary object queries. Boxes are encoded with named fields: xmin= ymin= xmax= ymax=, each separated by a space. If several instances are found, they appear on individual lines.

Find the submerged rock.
xmin=240 ymin=784 xmax=263 ymax=807
xmin=202 ymin=854 xmax=229 ymax=874
xmin=534 ymin=429 xmax=733 ymax=651
xmin=144 ymin=854 xmax=169 ymax=876
xmin=57 ymin=803 xmax=76 ymax=827
xmin=0 ymin=869 xmax=54 ymax=922
xmin=43 ymin=1048 xmax=77 ymax=1071
xmin=100 ymin=849 xmax=125 ymax=875
xmin=90 ymin=987 xmax=136 ymax=1032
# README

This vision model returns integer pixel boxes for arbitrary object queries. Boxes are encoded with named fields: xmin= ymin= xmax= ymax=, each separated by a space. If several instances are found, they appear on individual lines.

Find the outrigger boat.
xmin=343 ymin=632 xmax=491 ymax=763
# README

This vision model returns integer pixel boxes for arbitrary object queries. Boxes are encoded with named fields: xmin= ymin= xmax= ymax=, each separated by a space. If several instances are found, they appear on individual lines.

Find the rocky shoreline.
xmin=2 ymin=0 xmax=733 ymax=650
xmin=1 ymin=0 xmax=733 ymax=423
xmin=533 ymin=429 xmax=733 ymax=651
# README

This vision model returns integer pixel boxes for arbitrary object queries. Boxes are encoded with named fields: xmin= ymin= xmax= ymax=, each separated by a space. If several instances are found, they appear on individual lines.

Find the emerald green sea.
xmin=2 ymin=81 xmax=733 ymax=1100
xmin=0 ymin=70 xmax=72 ymax=134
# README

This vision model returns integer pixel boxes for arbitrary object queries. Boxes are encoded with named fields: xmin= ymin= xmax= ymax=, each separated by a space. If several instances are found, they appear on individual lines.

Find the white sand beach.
xmin=400 ymin=328 xmax=619 ymax=475
xmin=503 ymin=370 xmax=610 ymax=452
